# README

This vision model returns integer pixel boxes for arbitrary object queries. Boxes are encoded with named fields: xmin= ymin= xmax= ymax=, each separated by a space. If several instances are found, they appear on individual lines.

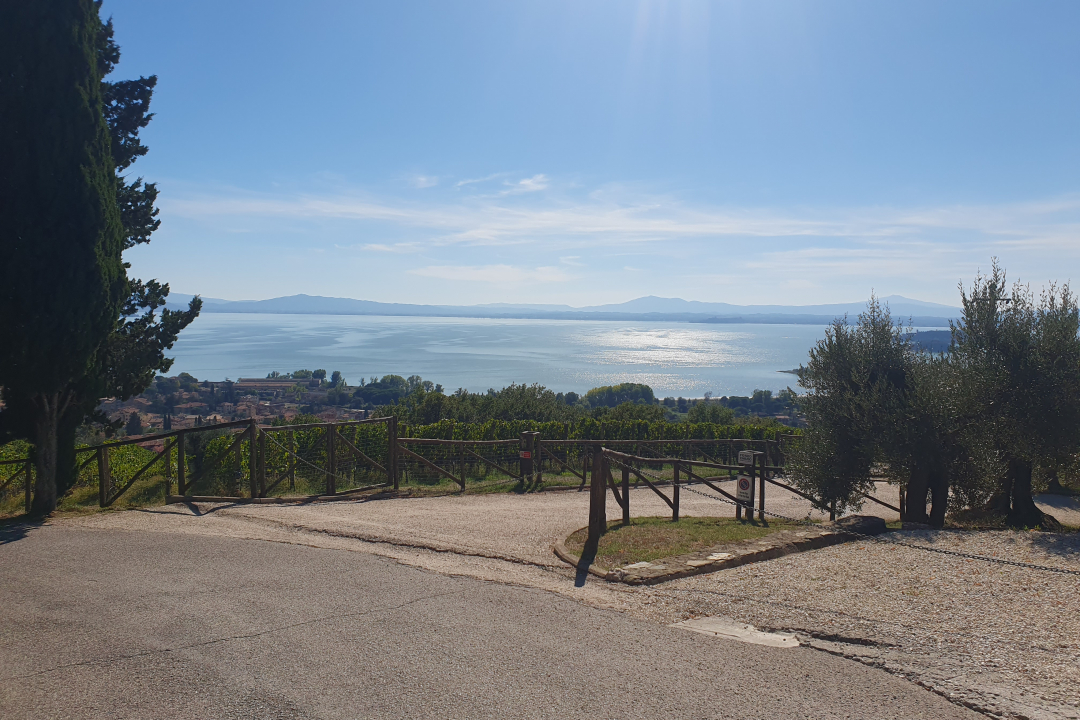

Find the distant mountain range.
xmin=166 ymin=293 xmax=960 ymax=326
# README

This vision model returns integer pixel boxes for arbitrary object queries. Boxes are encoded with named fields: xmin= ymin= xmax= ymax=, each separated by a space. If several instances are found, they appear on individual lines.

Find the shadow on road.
xmin=0 ymin=517 xmax=43 ymax=545
xmin=575 ymin=538 xmax=598 ymax=587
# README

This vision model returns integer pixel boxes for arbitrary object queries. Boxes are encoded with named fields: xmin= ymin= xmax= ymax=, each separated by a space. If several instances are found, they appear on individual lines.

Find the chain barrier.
xmin=604 ymin=453 xmax=1080 ymax=577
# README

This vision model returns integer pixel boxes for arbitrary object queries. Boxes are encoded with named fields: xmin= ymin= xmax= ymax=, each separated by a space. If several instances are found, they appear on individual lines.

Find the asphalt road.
xmin=0 ymin=524 xmax=978 ymax=720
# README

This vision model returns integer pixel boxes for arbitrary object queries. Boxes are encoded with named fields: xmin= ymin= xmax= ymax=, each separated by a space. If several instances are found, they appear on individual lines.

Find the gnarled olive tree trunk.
xmin=986 ymin=458 xmax=1059 ymax=529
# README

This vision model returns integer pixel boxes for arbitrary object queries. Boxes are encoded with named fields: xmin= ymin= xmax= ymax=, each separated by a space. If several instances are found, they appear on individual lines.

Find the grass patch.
xmin=564 ymin=515 xmax=802 ymax=570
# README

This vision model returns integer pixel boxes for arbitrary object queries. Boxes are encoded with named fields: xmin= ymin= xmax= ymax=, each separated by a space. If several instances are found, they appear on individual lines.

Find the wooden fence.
xmin=1 ymin=419 xmax=796 ymax=511
xmin=0 ymin=457 xmax=32 ymax=514
xmin=586 ymin=446 xmax=901 ymax=542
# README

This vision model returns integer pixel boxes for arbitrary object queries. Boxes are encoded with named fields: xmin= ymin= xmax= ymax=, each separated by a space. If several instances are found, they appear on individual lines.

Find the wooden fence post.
xmin=748 ymin=453 xmax=756 ymax=521
xmin=164 ymin=440 xmax=172 ymax=498
xmin=757 ymin=453 xmax=766 ymax=521
xmin=24 ymin=460 xmax=32 ymax=514
xmin=458 ymin=440 xmax=466 ymax=491
xmin=519 ymin=432 xmax=533 ymax=483
xmin=288 ymin=429 xmax=295 ymax=490
xmin=259 ymin=428 xmax=267 ymax=497
xmin=621 ymin=465 xmax=630 ymax=525
xmin=580 ymin=448 xmax=589 ymax=491
xmin=248 ymin=421 xmax=258 ymax=498
xmin=388 ymin=417 xmax=399 ymax=490
xmin=532 ymin=432 xmax=542 ymax=486
xmin=177 ymin=431 xmax=186 ymax=495
xmin=327 ymin=423 xmax=337 ymax=494
xmin=588 ymin=444 xmax=606 ymax=543
xmin=672 ymin=460 xmax=680 ymax=522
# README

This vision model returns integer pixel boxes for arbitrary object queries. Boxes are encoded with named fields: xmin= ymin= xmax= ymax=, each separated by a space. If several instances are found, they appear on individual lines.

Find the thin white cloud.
xmin=411 ymin=175 xmax=439 ymax=189
xmin=362 ymin=242 xmax=422 ymax=253
xmin=560 ymin=255 xmax=583 ymax=266
xmin=455 ymin=172 xmax=510 ymax=188
xmin=161 ymin=187 xmax=1080 ymax=257
xmin=499 ymin=174 xmax=549 ymax=195
xmin=409 ymin=264 xmax=573 ymax=284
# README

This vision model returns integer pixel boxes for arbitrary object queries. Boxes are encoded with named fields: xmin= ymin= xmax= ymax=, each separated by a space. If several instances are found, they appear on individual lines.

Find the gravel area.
xmin=626 ymin=529 xmax=1080 ymax=719
xmin=65 ymin=485 xmax=1080 ymax=719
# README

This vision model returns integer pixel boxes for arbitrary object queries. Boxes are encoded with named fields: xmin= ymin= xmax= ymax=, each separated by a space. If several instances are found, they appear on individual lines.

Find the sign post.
xmin=519 ymin=431 xmax=533 ymax=482
xmin=737 ymin=449 xmax=762 ymax=520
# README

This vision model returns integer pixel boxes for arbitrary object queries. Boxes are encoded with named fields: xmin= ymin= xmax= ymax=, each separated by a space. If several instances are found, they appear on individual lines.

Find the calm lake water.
xmin=167 ymin=314 xmax=834 ymax=396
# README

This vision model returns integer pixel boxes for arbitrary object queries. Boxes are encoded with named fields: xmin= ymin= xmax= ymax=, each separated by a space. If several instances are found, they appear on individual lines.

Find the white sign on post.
xmin=736 ymin=475 xmax=753 ymax=502
xmin=737 ymin=450 xmax=755 ymax=466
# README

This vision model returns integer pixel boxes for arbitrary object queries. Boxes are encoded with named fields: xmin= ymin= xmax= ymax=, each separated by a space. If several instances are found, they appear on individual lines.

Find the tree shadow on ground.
xmin=1024 ymin=531 xmax=1080 ymax=562
xmin=912 ymin=524 xmax=1080 ymax=565
xmin=0 ymin=516 xmax=44 ymax=545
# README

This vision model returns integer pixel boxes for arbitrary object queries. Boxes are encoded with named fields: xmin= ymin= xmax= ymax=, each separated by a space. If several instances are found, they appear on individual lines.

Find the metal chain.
xmin=604 ymin=454 xmax=1080 ymax=577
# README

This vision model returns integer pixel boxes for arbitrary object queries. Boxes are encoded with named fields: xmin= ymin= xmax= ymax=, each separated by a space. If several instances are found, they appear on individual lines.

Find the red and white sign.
xmin=737 ymin=475 xmax=753 ymax=502
xmin=519 ymin=451 xmax=531 ymax=459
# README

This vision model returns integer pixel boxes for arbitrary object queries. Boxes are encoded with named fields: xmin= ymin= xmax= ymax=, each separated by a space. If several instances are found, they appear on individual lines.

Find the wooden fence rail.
xmin=2 ymin=418 xmax=810 ymax=517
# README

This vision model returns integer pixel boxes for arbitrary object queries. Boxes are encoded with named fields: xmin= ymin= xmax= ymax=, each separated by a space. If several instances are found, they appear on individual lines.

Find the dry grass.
xmin=564 ymin=515 xmax=800 ymax=569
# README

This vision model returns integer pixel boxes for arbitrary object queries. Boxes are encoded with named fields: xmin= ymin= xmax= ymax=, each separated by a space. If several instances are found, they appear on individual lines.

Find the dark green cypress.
xmin=0 ymin=0 xmax=126 ymax=511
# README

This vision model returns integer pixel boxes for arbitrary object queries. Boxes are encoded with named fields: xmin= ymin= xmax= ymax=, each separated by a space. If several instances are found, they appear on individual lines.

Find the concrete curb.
xmin=552 ymin=515 xmax=888 ymax=585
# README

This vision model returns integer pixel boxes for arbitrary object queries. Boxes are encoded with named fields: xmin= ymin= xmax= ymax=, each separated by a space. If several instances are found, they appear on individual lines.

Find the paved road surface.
xmin=0 ymin=524 xmax=978 ymax=720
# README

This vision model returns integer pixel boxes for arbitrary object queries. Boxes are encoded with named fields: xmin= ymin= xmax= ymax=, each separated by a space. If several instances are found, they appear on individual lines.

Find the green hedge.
xmin=399 ymin=418 xmax=798 ymax=442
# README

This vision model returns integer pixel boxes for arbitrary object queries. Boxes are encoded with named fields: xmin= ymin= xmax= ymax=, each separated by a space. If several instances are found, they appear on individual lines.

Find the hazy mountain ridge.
xmin=166 ymin=293 xmax=959 ymax=326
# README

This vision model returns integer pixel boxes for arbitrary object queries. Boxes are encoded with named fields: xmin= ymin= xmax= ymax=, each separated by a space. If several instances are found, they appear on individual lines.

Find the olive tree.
xmin=789 ymin=297 xmax=968 ymax=526
xmin=951 ymin=262 xmax=1080 ymax=528
xmin=788 ymin=298 xmax=911 ymax=515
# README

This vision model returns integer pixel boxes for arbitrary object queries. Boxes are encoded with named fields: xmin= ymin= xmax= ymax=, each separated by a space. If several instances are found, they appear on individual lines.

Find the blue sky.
xmin=106 ymin=0 xmax=1080 ymax=306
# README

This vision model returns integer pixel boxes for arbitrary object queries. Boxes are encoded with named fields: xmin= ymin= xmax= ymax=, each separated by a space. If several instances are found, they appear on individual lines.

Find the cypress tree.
xmin=0 ymin=0 xmax=126 ymax=512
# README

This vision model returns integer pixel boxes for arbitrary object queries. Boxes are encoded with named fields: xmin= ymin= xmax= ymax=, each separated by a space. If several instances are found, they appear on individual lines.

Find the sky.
xmin=105 ymin=0 xmax=1080 ymax=307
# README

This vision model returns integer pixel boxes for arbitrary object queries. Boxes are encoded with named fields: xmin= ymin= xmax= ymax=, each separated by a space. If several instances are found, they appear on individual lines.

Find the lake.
xmin=166 ymin=314 xmax=834 ymax=397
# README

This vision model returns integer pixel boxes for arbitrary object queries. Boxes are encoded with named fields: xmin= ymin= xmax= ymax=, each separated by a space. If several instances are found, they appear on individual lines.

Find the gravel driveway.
xmin=67 ymin=485 xmax=1080 ymax=719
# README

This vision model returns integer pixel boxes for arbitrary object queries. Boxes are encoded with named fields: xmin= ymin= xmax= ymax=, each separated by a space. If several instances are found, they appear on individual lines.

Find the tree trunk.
xmin=1006 ymin=458 xmax=1060 ymax=530
xmin=905 ymin=464 xmax=930 ymax=525
xmin=55 ymin=412 xmax=80 ymax=499
xmin=30 ymin=392 xmax=62 ymax=514
xmin=985 ymin=468 xmax=1014 ymax=516
xmin=1045 ymin=468 xmax=1067 ymax=495
xmin=928 ymin=466 xmax=948 ymax=529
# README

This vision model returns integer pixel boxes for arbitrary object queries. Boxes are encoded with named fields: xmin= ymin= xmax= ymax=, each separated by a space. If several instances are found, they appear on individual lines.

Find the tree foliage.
xmin=0 ymin=1 xmax=200 ymax=511
xmin=584 ymin=383 xmax=656 ymax=408
xmin=383 ymin=383 xmax=581 ymax=425
xmin=0 ymin=0 xmax=126 ymax=511
xmin=790 ymin=267 xmax=1080 ymax=529
xmin=686 ymin=401 xmax=736 ymax=424
xmin=788 ymin=299 xmax=905 ymax=515
xmin=949 ymin=261 xmax=1080 ymax=528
